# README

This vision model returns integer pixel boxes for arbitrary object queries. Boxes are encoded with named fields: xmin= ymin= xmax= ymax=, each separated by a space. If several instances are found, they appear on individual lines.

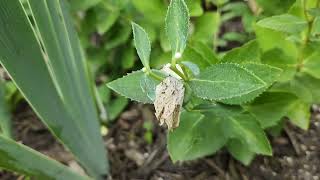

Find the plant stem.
xmin=170 ymin=65 xmax=188 ymax=81
xmin=147 ymin=71 xmax=164 ymax=81
xmin=297 ymin=0 xmax=319 ymax=70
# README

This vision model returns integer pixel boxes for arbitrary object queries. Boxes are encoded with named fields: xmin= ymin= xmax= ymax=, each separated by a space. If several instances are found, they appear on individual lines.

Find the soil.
xmin=0 ymin=102 xmax=320 ymax=180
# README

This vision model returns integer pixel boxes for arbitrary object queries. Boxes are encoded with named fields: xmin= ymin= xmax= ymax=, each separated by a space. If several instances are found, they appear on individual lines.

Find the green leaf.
xmin=254 ymin=25 xmax=298 ymax=58
xmin=132 ymin=22 xmax=151 ymax=69
xmin=104 ymin=23 xmax=132 ymax=50
xmin=132 ymin=0 xmax=166 ymax=26
xmin=166 ymin=0 xmax=190 ymax=56
xmin=0 ymin=81 xmax=12 ymax=138
xmin=245 ymin=92 xmax=310 ymax=129
xmin=221 ymin=40 xmax=260 ymax=64
xmin=0 ymin=135 xmax=89 ymax=180
xmin=286 ymin=100 xmax=310 ymax=130
xmin=257 ymin=14 xmax=308 ymax=34
xmin=293 ymin=73 xmax=320 ymax=103
xmin=181 ymin=43 xmax=218 ymax=69
xmin=227 ymin=139 xmax=255 ymax=165
xmin=189 ymin=63 xmax=271 ymax=103
xmin=107 ymin=70 xmax=162 ymax=103
xmin=222 ymin=32 xmax=247 ymax=43
xmin=308 ymin=8 xmax=320 ymax=17
xmin=222 ymin=114 xmax=272 ymax=156
xmin=185 ymin=0 xmax=203 ymax=17
xmin=94 ymin=4 xmax=119 ymax=35
xmin=220 ymin=63 xmax=282 ymax=104
xmin=121 ymin=45 xmax=136 ymax=70
xmin=160 ymin=28 xmax=171 ymax=52
xmin=69 ymin=0 xmax=102 ymax=11
xmin=108 ymin=96 xmax=128 ymax=121
xmin=0 ymin=0 xmax=108 ymax=177
xmin=192 ymin=12 xmax=220 ymax=45
xmin=261 ymin=48 xmax=296 ymax=82
xmin=302 ymin=52 xmax=320 ymax=79
xmin=167 ymin=111 xmax=227 ymax=162
xmin=193 ymin=103 xmax=244 ymax=117
xmin=255 ymin=0 xmax=295 ymax=15
xmin=140 ymin=74 xmax=157 ymax=102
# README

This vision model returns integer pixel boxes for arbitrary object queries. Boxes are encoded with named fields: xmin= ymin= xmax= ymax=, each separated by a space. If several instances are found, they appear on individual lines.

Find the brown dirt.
xmin=1 ymin=102 xmax=320 ymax=180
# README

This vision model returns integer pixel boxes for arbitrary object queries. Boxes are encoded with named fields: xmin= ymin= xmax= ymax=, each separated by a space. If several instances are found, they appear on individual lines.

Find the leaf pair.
xmin=132 ymin=0 xmax=190 ymax=69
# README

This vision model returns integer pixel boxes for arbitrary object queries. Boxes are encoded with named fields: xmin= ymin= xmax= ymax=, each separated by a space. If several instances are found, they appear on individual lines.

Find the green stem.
xmin=170 ymin=65 xmax=188 ymax=81
xmin=297 ymin=0 xmax=319 ymax=70
xmin=147 ymin=71 xmax=164 ymax=81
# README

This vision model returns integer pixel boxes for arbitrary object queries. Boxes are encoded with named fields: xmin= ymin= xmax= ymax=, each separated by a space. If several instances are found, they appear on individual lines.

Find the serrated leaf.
xmin=0 ymin=135 xmax=89 ymax=180
xmin=166 ymin=0 xmax=190 ymax=56
xmin=188 ymin=63 xmax=266 ymax=102
xmin=302 ymin=52 xmax=320 ymax=79
xmin=221 ymin=40 xmax=260 ymax=63
xmin=107 ymin=70 xmax=162 ymax=103
xmin=245 ymin=92 xmax=309 ymax=129
xmin=140 ymin=74 xmax=157 ymax=102
xmin=221 ymin=114 xmax=272 ymax=156
xmin=132 ymin=22 xmax=151 ymax=69
xmin=261 ymin=48 xmax=296 ymax=82
xmin=227 ymin=139 xmax=255 ymax=165
xmin=167 ymin=111 xmax=227 ymax=162
xmin=219 ymin=63 xmax=282 ymax=104
xmin=107 ymin=71 xmax=151 ymax=103
xmin=257 ymin=14 xmax=307 ymax=34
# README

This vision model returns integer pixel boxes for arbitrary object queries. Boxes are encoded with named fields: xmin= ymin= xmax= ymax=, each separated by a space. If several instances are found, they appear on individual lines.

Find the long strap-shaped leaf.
xmin=0 ymin=80 xmax=12 ymax=138
xmin=0 ymin=0 xmax=108 ymax=178
xmin=0 ymin=135 xmax=90 ymax=180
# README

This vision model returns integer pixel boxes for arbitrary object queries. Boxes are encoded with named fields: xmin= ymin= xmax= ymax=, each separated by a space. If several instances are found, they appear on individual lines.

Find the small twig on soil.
xmin=284 ymin=125 xmax=301 ymax=155
xmin=228 ymin=159 xmax=242 ymax=180
xmin=204 ymin=159 xmax=225 ymax=178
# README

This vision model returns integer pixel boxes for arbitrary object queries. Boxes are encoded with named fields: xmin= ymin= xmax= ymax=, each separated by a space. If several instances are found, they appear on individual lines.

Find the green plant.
xmin=0 ymin=79 xmax=12 ymax=139
xmin=107 ymin=0 xmax=320 ymax=165
xmin=0 ymin=0 xmax=108 ymax=179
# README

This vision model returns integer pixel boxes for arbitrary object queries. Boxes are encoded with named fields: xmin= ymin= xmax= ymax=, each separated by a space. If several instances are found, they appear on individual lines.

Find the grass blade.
xmin=0 ymin=135 xmax=90 ymax=180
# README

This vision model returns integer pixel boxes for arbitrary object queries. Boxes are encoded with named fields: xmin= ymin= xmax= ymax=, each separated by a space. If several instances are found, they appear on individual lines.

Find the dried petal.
xmin=154 ymin=76 xmax=185 ymax=130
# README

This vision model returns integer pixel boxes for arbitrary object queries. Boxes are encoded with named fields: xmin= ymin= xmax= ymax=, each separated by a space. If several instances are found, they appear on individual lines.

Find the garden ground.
xmin=0 ymin=102 xmax=319 ymax=180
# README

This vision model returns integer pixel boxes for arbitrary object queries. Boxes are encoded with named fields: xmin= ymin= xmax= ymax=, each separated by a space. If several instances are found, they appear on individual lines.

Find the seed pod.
xmin=154 ymin=76 xmax=185 ymax=130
